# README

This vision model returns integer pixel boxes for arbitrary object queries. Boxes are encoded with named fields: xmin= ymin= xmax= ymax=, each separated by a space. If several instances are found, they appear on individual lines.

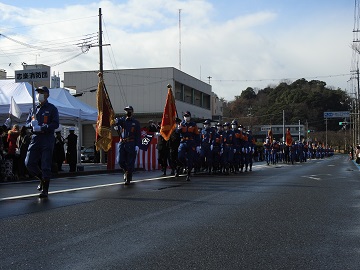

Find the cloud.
xmin=0 ymin=0 xmax=353 ymax=102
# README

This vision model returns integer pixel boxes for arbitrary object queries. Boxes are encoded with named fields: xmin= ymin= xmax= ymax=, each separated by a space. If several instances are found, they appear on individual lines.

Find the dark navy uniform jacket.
xmin=116 ymin=116 xmax=141 ymax=147
xmin=26 ymin=101 xmax=59 ymax=134
xmin=177 ymin=121 xmax=200 ymax=146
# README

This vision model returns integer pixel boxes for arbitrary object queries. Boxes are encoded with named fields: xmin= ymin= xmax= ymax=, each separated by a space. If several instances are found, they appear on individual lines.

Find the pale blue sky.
xmin=0 ymin=0 xmax=356 ymax=101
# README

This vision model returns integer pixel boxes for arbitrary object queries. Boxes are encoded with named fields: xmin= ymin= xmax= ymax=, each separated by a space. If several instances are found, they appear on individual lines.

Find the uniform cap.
xmin=231 ymin=120 xmax=238 ymax=125
xmin=203 ymin=119 xmax=211 ymax=125
xmin=69 ymin=127 xmax=75 ymax=131
xmin=216 ymin=122 xmax=222 ymax=126
xmin=35 ymin=86 xmax=49 ymax=94
xmin=124 ymin=105 xmax=134 ymax=111
xmin=223 ymin=122 xmax=230 ymax=126
xmin=183 ymin=111 xmax=191 ymax=117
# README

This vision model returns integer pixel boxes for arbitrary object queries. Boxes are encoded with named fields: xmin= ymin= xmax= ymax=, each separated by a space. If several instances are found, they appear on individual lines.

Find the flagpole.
xmin=31 ymin=81 xmax=36 ymax=119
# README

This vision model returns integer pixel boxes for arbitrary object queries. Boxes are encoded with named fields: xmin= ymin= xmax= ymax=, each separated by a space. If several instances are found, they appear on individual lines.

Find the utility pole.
xmin=99 ymin=7 xmax=105 ymax=163
xmin=179 ymin=9 xmax=182 ymax=70
xmin=207 ymin=76 xmax=212 ymax=84
xmin=99 ymin=8 xmax=103 ymax=74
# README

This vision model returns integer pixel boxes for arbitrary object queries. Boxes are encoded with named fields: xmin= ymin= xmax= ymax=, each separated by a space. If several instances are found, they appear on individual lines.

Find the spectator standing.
xmin=53 ymin=129 xmax=65 ymax=171
xmin=66 ymin=127 xmax=78 ymax=172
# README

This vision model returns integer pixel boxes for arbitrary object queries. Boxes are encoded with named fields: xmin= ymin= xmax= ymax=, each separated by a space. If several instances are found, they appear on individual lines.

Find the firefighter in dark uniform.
xmin=212 ymin=122 xmax=223 ymax=174
xmin=114 ymin=106 xmax=141 ymax=185
xmin=200 ymin=119 xmax=214 ymax=173
xmin=157 ymin=124 xmax=170 ymax=175
xmin=244 ymin=130 xmax=255 ymax=172
xmin=176 ymin=111 xmax=200 ymax=181
xmin=25 ymin=86 xmax=59 ymax=198
xmin=168 ymin=118 xmax=181 ymax=175
xmin=221 ymin=122 xmax=235 ymax=175
xmin=66 ymin=127 xmax=78 ymax=172
xmin=231 ymin=120 xmax=242 ymax=173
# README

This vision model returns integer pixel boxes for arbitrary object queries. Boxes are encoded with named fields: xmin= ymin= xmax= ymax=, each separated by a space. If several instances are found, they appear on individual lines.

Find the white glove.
xmin=196 ymin=146 xmax=201 ymax=153
xmin=242 ymin=147 xmax=245 ymax=153
xmin=113 ymin=125 xmax=118 ymax=131
xmin=210 ymin=145 xmax=213 ymax=151
xmin=33 ymin=125 xmax=41 ymax=132
xmin=4 ymin=118 xmax=11 ymax=128
xmin=31 ymin=119 xmax=38 ymax=127
xmin=135 ymin=146 xmax=139 ymax=152
xmin=155 ymin=132 xmax=160 ymax=136
xmin=220 ymin=148 xmax=223 ymax=155
xmin=233 ymin=148 xmax=236 ymax=153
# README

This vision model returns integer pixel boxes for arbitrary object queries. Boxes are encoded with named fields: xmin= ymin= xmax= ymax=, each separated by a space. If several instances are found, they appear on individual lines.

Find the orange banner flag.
xmin=160 ymin=85 xmax=177 ymax=141
xmin=285 ymin=128 xmax=293 ymax=146
xmin=95 ymin=72 xmax=115 ymax=152
xmin=268 ymin=128 xmax=273 ymax=142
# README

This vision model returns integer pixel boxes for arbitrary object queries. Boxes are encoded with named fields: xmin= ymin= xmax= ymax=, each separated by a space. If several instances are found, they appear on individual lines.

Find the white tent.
xmin=0 ymin=80 xmax=97 ymax=123
xmin=0 ymin=80 xmax=98 ymax=163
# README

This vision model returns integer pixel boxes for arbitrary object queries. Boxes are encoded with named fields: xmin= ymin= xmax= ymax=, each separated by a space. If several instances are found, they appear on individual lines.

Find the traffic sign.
xmin=323 ymin=111 xmax=350 ymax=118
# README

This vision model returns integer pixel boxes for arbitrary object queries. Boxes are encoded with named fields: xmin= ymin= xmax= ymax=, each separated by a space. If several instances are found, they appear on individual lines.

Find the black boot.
xmin=127 ymin=172 xmax=132 ymax=184
xmin=35 ymin=173 xmax=43 ymax=191
xmin=39 ymin=179 xmax=50 ymax=198
xmin=162 ymin=167 xmax=166 ymax=176
xmin=186 ymin=171 xmax=191 ymax=181
xmin=124 ymin=171 xmax=130 ymax=185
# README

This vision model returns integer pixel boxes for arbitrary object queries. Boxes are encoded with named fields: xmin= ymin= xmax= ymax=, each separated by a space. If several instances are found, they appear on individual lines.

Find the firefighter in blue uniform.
xmin=25 ymin=86 xmax=59 ymax=198
xmin=176 ymin=111 xmax=200 ymax=181
xmin=114 ymin=106 xmax=141 ymax=185
xmin=231 ymin=120 xmax=244 ymax=173
xmin=244 ymin=130 xmax=255 ymax=172
xmin=211 ymin=122 xmax=223 ymax=174
xmin=221 ymin=122 xmax=235 ymax=175
xmin=263 ymin=137 xmax=271 ymax=165
xmin=200 ymin=119 xmax=214 ymax=173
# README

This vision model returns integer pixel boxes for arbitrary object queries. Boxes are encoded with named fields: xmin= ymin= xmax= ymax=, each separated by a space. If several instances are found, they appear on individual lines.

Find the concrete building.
xmin=64 ymin=67 xmax=214 ymax=121
xmin=64 ymin=67 xmax=223 ymax=147
xmin=252 ymin=124 xmax=306 ymax=142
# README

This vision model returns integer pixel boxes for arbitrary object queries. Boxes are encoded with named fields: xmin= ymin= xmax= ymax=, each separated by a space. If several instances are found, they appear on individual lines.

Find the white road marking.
xmin=0 ymin=175 xmax=170 ymax=202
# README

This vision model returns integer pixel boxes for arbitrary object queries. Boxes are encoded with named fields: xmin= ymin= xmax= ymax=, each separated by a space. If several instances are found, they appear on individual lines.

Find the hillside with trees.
xmin=221 ymin=78 xmax=352 ymax=150
xmin=223 ymin=78 xmax=350 ymax=132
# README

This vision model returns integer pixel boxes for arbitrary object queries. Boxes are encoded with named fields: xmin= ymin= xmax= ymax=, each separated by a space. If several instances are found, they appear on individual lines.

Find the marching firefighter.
xmin=114 ymin=106 xmax=141 ymax=185
xmin=25 ymin=86 xmax=59 ymax=198
xmin=200 ymin=119 xmax=214 ymax=173
xmin=176 ymin=111 xmax=200 ymax=181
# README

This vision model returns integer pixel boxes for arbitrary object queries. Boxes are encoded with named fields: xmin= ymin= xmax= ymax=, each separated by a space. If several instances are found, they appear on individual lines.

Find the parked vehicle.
xmin=81 ymin=147 xmax=95 ymax=163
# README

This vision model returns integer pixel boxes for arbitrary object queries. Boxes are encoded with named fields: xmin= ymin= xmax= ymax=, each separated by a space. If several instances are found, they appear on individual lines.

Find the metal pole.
xmin=298 ymin=120 xmax=300 ymax=141
xmin=325 ymin=118 xmax=328 ymax=148
xmin=282 ymin=110 xmax=285 ymax=142
xmin=31 ymin=81 xmax=36 ymax=118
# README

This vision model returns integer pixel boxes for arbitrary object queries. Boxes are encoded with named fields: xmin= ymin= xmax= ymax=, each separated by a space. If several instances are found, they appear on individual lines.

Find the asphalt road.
xmin=1 ymin=155 xmax=360 ymax=270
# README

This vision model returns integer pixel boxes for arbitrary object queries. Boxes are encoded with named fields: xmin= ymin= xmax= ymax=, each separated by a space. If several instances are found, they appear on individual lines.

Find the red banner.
xmin=160 ymin=87 xmax=177 ymax=141
xmin=285 ymin=128 xmax=293 ymax=146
